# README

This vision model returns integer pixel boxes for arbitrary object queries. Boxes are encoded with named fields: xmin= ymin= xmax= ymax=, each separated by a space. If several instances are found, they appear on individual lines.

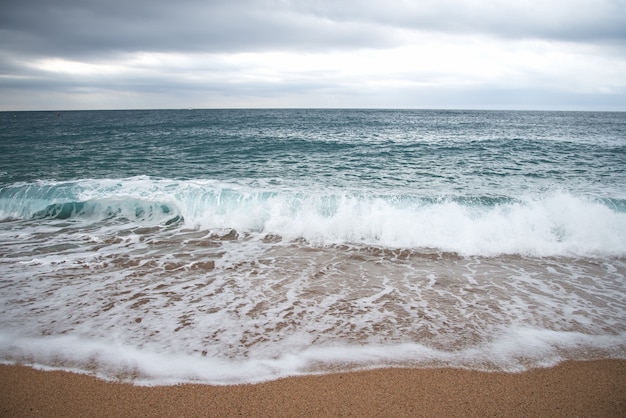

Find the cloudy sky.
xmin=1 ymin=0 xmax=625 ymax=110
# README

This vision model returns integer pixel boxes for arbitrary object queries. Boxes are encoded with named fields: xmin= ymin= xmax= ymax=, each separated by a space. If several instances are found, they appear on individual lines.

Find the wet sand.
xmin=1 ymin=360 xmax=625 ymax=417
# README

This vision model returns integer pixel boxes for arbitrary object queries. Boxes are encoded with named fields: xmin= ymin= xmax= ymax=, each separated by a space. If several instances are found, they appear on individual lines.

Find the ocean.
xmin=0 ymin=109 xmax=625 ymax=385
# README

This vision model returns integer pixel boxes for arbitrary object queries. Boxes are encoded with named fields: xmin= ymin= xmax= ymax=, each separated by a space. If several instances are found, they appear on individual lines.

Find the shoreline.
xmin=2 ymin=360 xmax=625 ymax=417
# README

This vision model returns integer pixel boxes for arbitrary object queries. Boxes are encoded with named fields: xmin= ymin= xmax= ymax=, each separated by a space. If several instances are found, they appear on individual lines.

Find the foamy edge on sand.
xmin=2 ymin=327 xmax=625 ymax=385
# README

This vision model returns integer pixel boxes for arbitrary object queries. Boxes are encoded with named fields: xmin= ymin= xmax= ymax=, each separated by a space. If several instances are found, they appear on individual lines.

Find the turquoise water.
xmin=0 ymin=109 xmax=625 ymax=384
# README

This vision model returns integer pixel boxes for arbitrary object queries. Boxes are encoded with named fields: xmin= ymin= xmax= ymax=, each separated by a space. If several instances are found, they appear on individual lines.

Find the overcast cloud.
xmin=1 ymin=0 xmax=625 ymax=110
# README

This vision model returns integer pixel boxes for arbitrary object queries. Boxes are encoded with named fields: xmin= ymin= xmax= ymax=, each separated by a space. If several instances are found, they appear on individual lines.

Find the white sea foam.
xmin=1 ymin=177 xmax=625 ymax=257
xmin=1 ymin=328 xmax=624 ymax=385
xmin=0 ymin=234 xmax=625 ymax=385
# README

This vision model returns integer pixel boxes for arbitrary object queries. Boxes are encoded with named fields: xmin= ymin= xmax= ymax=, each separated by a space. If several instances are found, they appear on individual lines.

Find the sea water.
xmin=0 ymin=109 xmax=625 ymax=385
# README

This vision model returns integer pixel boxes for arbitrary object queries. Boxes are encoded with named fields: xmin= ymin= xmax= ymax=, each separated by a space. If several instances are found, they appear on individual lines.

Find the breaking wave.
xmin=1 ymin=177 xmax=625 ymax=257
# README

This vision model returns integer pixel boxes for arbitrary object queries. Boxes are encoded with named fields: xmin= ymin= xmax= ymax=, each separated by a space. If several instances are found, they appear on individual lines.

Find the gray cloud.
xmin=295 ymin=0 xmax=626 ymax=42
xmin=2 ymin=0 xmax=625 ymax=59
xmin=0 ymin=0 xmax=396 ymax=59
xmin=1 ymin=0 xmax=625 ymax=110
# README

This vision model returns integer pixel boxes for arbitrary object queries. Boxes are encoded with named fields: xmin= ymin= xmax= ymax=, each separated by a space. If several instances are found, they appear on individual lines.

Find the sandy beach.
xmin=1 ymin=360 xmax=625 ymax=417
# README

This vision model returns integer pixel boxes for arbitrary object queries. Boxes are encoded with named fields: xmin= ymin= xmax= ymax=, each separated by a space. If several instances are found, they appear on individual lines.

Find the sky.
xmin=1 ymin=0 xmax=625 ymax=111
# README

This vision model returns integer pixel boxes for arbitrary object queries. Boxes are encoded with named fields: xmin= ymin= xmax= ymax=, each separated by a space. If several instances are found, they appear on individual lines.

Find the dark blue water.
xmin=2 ymin=109 xmax=624 ymax=196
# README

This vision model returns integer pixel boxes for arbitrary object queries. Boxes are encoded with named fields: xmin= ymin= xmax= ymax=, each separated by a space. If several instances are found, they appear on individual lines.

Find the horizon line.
xmin=2 ymin=106 xmax=626 ymax=113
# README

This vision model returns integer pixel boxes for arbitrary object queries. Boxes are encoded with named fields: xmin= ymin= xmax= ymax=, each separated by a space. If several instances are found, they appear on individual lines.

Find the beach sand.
xmin=1 ymin=360 xmax=625 ymax=417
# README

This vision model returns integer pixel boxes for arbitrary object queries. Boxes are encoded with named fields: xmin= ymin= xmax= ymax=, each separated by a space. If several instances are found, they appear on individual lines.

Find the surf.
xmin=1 ymin=177 xmax=625 ymax=257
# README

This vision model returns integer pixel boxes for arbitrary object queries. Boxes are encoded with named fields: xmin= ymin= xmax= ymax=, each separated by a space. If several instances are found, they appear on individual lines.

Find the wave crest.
xmin=1 ymin=178 xmax=625 ymax=256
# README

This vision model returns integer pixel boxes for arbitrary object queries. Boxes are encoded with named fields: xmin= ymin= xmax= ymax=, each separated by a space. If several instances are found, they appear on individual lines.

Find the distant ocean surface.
xmin=1 ymin=109 xmax=625 ymax=385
